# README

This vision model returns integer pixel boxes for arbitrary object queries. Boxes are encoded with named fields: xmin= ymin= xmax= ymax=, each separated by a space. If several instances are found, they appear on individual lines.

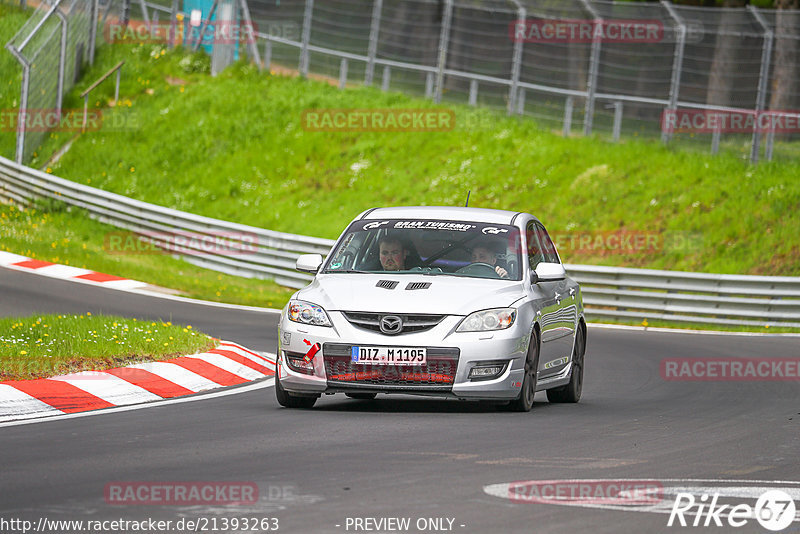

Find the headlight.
xmin=288 ymin=300 xmax=332 ymax=327
xmin=456 ymin=308 xmax=516 ymax=332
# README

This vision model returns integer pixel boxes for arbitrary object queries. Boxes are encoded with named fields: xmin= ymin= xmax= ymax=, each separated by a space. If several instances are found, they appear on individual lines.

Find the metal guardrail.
xmin=1 ymin=154 xmax=799 ymax=328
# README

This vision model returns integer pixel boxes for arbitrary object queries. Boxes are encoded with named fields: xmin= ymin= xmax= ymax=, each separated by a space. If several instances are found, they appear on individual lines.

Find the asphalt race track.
xmin=1 ymin=266 xmax=799 ymax=534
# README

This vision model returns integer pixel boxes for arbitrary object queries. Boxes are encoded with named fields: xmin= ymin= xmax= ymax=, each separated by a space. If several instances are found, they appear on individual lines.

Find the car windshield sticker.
xmin=330 ymin=262 xmax=343 ymax=269
xmin=392 ymin=221 xmax=476 ymax=231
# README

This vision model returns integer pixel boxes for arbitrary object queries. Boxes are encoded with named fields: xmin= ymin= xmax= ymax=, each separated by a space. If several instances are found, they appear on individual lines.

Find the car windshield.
xmin=322 ymin=219 xmax=523 ymax=280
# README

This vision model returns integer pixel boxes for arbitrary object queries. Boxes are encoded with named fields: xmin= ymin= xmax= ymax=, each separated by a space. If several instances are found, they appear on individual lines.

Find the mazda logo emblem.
xmin=380 ymin=315 xmax=403 ymax=335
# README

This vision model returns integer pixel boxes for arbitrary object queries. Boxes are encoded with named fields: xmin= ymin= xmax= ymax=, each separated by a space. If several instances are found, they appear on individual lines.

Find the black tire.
xmin=547 ymin=322 xmax=585 ymax=404
xmin=508 ymin=328 xmax=540 ymax=412
xmin=275 ymin=370 xmax=318 ymax=409
xmin=345 ymin=393 xmax=377 ymax=400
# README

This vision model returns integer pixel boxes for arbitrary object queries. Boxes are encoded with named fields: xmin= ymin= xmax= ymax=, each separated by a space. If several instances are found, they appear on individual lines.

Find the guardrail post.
xmin=563 ymin=96 xmax=573 ymax=137
xmin=507 ymin=1 xmax=525 ymax=115
xmin=425 ymin=72 xmax=433 ymax=98
xmin=748 ymin=5 xmax=773 ymax=165
xmin=579 ymin=0 xmax=601 ymax=136
xmin=434 ymin=0 xmax=453 ymax=104
xmin=299 ymin=0 xmax=314 ymax=77
xmin=468 ymin=79 xmax=478 ymax=106
xmin=339 ymin=58 xmax=348 ymax=89
xmin=364 ymin=0 xmax=382 ymax=86
xmin=661 ymin=0 xmax=686 ymax=144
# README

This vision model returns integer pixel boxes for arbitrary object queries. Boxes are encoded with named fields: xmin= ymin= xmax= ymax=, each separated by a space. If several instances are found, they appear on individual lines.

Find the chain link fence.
xmin=4 ymin=0 xmax=98 ymax=164
xmin=242 ymin=0 xmax=800 ymax=163
xmin=5 ymin=0 xmax=800 ymax=163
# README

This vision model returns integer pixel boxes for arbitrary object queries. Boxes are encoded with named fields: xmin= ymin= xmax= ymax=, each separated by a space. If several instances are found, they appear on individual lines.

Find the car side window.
xmin=535 ymin=223 xmax=560 ymax=264
xmin=526 ymin=221 xmax=545 ymax=270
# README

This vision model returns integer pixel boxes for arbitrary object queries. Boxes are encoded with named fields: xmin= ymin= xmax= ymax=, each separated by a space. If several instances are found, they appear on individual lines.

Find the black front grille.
xmin=323 ymin=343 xmax=459 ymax=389
xmin=342 ymin=311 xmax=445 ymax=334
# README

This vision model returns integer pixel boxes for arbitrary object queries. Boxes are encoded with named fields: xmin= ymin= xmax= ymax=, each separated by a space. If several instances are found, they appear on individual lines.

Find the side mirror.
xmin=296 ymin=253 xmax=323 ymax=274
xmin=533 ymin=262 xmax=566 ymax=282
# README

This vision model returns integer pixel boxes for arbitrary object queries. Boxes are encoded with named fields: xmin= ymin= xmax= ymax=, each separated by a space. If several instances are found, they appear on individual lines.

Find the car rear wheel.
xmin=546 ymin=322 xmax=585 ymax=404
xmin=508 ymin=328 xmax=540 ymax=412
xmin=345 ymin=393 xmax=377 ymax=400
xmin=275 ymin=368 xmax=318 ymax=409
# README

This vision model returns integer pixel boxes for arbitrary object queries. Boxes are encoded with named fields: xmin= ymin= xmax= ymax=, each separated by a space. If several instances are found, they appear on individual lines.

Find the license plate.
xmin=351 ymin=346 xmax=427 ymax=365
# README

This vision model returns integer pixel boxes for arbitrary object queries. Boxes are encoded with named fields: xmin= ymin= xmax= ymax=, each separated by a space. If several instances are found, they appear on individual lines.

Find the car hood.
xmin=296 ymin=273 xmax=526 ymax=315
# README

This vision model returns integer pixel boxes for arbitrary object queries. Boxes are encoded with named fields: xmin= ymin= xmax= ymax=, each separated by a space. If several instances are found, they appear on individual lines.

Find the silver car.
xmin=275 ymin=206 xmax=585 ymax=411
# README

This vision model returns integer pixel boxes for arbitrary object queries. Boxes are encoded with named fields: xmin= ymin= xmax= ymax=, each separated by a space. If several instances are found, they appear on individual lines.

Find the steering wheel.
xmin=455 ymin=262 xmax=500 ymax=278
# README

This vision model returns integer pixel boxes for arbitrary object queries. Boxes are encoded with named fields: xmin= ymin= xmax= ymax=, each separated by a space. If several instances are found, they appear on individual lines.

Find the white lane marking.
xmin=184 ymin=353 xmax=266 ymax=381
xmin=0 ymin=378 xmax=275 ymax=428
xmin=125 ymin=361 xmax=221 ymax=392
xmin=0 ymin=385 xmax=65 ymax=420
xmin=587 ymin=322 xmax=800 ymax=338
xmin=32 ymin=264 xmax=93 ymax=278
xmin=50 ymin=373 xmax=162 ymax=405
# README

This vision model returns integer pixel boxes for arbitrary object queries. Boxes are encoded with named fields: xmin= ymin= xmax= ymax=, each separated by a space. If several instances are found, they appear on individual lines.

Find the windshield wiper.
xmin=323 ymin=269 xmax=373 ymax=274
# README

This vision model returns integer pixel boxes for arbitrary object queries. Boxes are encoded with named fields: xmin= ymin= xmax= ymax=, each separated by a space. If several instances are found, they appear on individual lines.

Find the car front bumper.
xmin=277 ymin=311 xmax=531 ymax=400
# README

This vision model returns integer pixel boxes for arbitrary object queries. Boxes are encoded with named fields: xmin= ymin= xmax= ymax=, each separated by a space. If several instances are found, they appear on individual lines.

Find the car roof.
xmin=358 ymin=206 xmax=529 ymax=225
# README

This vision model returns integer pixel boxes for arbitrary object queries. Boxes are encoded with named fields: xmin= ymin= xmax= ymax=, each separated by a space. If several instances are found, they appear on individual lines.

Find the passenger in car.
xmin=471 ymin=242 xmax=509 ymax=278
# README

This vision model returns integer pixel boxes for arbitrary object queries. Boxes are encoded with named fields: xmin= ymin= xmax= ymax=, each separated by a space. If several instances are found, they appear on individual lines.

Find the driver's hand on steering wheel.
xmin=495 ymin=266 xmax=508 ymax=278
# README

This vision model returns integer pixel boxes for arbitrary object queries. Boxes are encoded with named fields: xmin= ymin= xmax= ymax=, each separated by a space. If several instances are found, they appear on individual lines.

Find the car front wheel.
xmin=275 ymin=368 xmax=318 ymax=409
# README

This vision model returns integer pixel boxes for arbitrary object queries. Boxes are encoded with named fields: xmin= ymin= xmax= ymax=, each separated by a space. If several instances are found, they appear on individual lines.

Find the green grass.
xmin=0 ymin=313 xmax=217 ymax=380
xmin=0 ymin=202 xmax=295 ymax=307
xmin=21 ymin=42 xmax=799 ymax=278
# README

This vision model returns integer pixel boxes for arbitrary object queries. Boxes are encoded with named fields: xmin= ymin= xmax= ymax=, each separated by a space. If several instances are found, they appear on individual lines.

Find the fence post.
xmin=121 ymin=0 xmax=130 ymax=27
xmin=661 ymin=0 xmax=685 ymax=144
xmin=168 ymin=0 xmax=179 ymax=49
xmin=14 ymin=63 xmax=30 ymax=165
xmin=425 ymin=72 xmax=434 ymax=98
xmin=748 ymin=5 xmax=773 ymax=165
xmin=56 ymin=11 xmax=67 ymax=121
xmin=516 ymin=87 xmax=525 ymax=114
xmin=469 ymin=79 xmax=478 ymax=106
xmin=434 ymin=0 xmax=453 ymax=104
xmin=611 ymin=101 xmax=622 ymax=142
xmin=507 ymin=0 xmax=525 ymax=115
xmin=263 ymin=39 xmax=272 ymax=71
xmin=563 ymin=96 xmax=574 ymax=137
xmin=381 ymin=65 xmax=391 ymax=91
xmin=238 ymin=0 xmax=261 ymax=67
xmin=579 ymin=0 xmax=601 ymax=136
xmin=364 ymin=0 xmax=383 ymax=86
xmin=89 ymin=0 xmax=98 ymax=65
xmin=339 ymin=58 xmax=348 ymax=89
xmin=299 ymin=0 xmax=314 ymax=77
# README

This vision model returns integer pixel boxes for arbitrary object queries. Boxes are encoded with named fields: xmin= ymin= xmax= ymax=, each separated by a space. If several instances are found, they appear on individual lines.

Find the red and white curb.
xmin=0 ymin=250 xmax=149 ymax=291
xmin=0 ymin=341 xmax=276 ymax=423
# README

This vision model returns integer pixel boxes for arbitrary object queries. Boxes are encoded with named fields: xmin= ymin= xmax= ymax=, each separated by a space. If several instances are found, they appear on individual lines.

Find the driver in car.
xmin=471 ymin=242 xmax=509 ymax=278
xmin=379 ymin=236 xmax=408 ymax=271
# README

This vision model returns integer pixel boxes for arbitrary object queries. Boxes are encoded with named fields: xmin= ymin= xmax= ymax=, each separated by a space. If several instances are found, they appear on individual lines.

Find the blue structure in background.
xmin=182 ymin=0 xmax=240 ymax=59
